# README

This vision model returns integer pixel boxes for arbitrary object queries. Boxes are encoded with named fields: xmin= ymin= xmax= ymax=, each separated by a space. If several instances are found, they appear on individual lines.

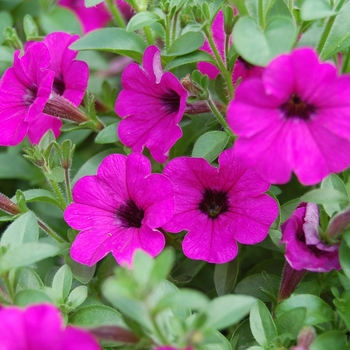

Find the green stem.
xmin=342 ymin=47 xmax=350 ymax=73
xmin=205 ymin=25 xmax=234 ymax=99
xmin=316 ymin=0 xmax=346 ymax=55
xmin=105 ymin=0 xmax=126 ymax=28
xmin=171 ymin=11 xmax=179 ymax=44
xmin=3 ymin=273 xmax=14 ymax=302
xmin=165 ymin=15 xmax=171 ymax=50
xmin=143 ymin=26 xmax=155 ymax=45
xmin=37 ymin=217 xmax=66 ymax=243
xmin=206 ymin=95 xmax=232 ymax=136
xmin=258 ymin=0 xmax=265 ymax=29
xmin=288 ymin=0 xmax=293 ymax=12
xmin=64 ymin=168 xmax=73 ymax=204
xmin=42 ymin=165 xmax=67 ymax=210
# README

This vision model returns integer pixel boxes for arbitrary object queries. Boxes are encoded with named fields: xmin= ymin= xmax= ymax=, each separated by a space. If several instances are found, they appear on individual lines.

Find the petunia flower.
xmin=162 ymin=149 xmax=278 ymax=264
xmin=64 ymin=153 xmax=174 ymax=266
xmin=280 ymin=202 xmax=341 ymax=272
xmin=41 ymin=31 xmax=89 ymax=106
xmin=115 ymin=45 xmax=188 ymax=163
xmin=0 ymin=303 xmax=100 ymax=350
xmin=227 ymin=48 xmax=350 ymax=185
xmin=58 ymin=0 xmax=133 ymax=33
xmin=0 ymin=41 xmax=59 ymax=146
xmin=197 ymin=10 xmax=263 ymax=84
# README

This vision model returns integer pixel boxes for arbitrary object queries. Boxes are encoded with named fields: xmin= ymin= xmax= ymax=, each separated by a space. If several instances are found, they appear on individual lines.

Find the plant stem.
xmin=64 ymin=168 xmax=73 ymax=204
xmin=258 ymin=0 xmax=265 ymax=29
xmin=206 ymin=95 xmax=232 ymax=135
xmin=342 ymin=47 xmax=350 ymax=73
xmin=144 ymin=26 xmax=155 ymax=45
xmin=42 ymin=165 xmax=67 ymax=210
xmin=37 ymin=217 xmax=66 ymax=243
xmin=165 ymin=15 xmax=171 ymax=50
xmin=105 ymin=0 xmax=126 ymax=28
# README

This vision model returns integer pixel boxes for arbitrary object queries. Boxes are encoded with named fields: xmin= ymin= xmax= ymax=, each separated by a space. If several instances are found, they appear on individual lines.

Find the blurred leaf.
xmin=233 ymin=16 xmax=296 ymax=66
xmin=321 ymin=174 xmax=349 ymax=216
xmin=301 ymin=0 xmax=337 ymax=20
xmin=67 ymin=285 xmax=88 ymax=309
xmin=39 ymin=7 xmax=82 ymax=35
xmin=205 ymin=295 xmax=257 ymax=330
xmin=65 ymin=255 xmax=96 ymax=284
xmin=0 ymin=212 xmax=39 ymax=248
xmin=132 ymin=250 xmax=155 ymax=286
xmin=52 ymin=265 xmax=72 ymax=300
xmin=310 ymin=330 xmax=347 ymax=350
xmin=214 ymin=259 xmax=239 ymax=296
xmin=150 ymin=248 xmax=175 ymax=285
xmin=165 ymin=50 xmax=216 ymax=70
xmin=85 ymin=0 xmax=104 ymax=6
xmin=250 ymin=300 xmax=277 ymax=347
xmin=0 ymin=46 xmax=13 ymax=62
xmin=94 ymin=122 xmax=119 ymax=144
xmin=14 ymin=289 xmax=53 ymax=306
xmin=127 ymin=12 xmax=161 ymax=32
xmin=275 ymin=307 xmax=306 ymax=338
xmin=300 ymin=188 xmax=348 ymax=205
xmin=275 ymin=294 xmax=334 ymax=325
xmin=13 ymin=267 xmax=43 ymax=292
xmin=0 ymin=11 xmax=13 ymax=45
xmin=70 ymin=28 xmax=147 ymax=62
xmin=192 ymin=131 xmax=229 ymax=163
xmin=319 ymin=0 xmax=350 ymax=60
xmin=340 ymin=237 xmax=350 ymax=280
xmin=166 ymin=31 xmax=204 ymax=56
xmin=280 ymin=198 xmax=300 ymax=223
xmin=200 ymin=330 xmax=233 ymax=350
xmin=70 ymin=304 xmax=125 ymax=326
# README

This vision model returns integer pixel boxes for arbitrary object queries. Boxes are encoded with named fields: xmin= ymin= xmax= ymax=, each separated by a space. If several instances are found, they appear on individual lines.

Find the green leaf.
xmin=165 ymin=50 xmax=216 ymax=71
xmin=46 ymin=166 xmax=65 ymax=183
xmin=70 ymin=28 xmax=147 ymax=62
xmin=200 ymin=330 xmax=233 ymax=350
xmin=150 ymin=248 xmax=175 ymax=285
xmin=0 ymin=212 xmax=39 ymax=248
xmin=13 ymin=267 xmax=43 ymax=292
xmin=275 ymin=307 xmax=306 ymax=338
xmin=319 ymin=1 xmax=350 ymax=60
xmin=132 ymin=250 xmax=155 ymax=286
xmin=52 ymin=265 xmax=73 ymax=300
xmin=85 ymin=0 xmax=104 ymax=6
xmin=275 ymin=294 xmax=334 ymax=325
xmin=0 ymin=45 xmax=13 ymax=62
xmin=39 ymin=7 xmax=82 ymax=35
xmin=21 ymin=189 xmax=61 ymax=208
xmin=205 ymin=295 xmax=257 ymax=330
xmin=94 ymin=122 xmax=119 ymax=144
xmin=192 ymin=131 xmax=229 ymax=163
xmin=340 ymin=238 xmax=350 ymax=280
xmin=166 ymin=31 xmax=205 ymax=56
xmin=214 ymin=259 xmax=239 ymax=296
xmin=249 ymin=300 xmax=277 ymax=347
xmin=310 ymin=330 xmax=347 ymax=350
xmin=67 ymin=285 xmax=88 ymax=309
xmin=300 ymin=188 xmax=348 ymax=205
xmin=280 ymin=198 xmax=300 ymax=223
xmin=70 ymin=305 xmax=125 ymax=327
xmin=321 ymin=174 xmax=349 ymax=216
xmin=14 ymin=289 xmax=53 ymax=306
xmin=233 ymin=16 xmax=296 ymax=66
xmin=0 ymin=242 xmax=62 ymax=274
xmin=127 ymin=12 xmax=161 ymax=32
xmin=300 ymin=0 xmax=337 ymax=20
xmin=65 ymin=255 xmax=96 ymax=284
xmin=0 ymin=11 xmax=13 ymax=45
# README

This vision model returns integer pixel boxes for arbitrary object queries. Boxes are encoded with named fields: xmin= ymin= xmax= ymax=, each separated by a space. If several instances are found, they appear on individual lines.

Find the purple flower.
xmin=162 ymin=149 xmax=278 ymax=264
xmin=41 ymin=32 xmax=89 ymax=106
xmin=197 ymin=10 xmax=263 ymax=84
xmin=58 ymin=0 xmax=133 ymax=33
xmin=281 ymin=202 xmax=341 ymax=272
xmin=64 ymin=153 xmax=174 ymax=266
xmin=227 ymin=48 xmax=350 ymax=185
xmin=115 ymin=45 xmax=188 ymax=163
xmin=0 ymin=42 xmax=60 ymax=146
xmin=0 ymin=303 xmax=100 ymax=350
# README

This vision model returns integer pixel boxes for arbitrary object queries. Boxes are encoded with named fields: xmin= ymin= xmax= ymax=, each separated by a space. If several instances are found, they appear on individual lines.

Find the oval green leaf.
xmin=167 ymin=31 xmax=204 ymax=56
xmin=127 ymin=12 xmax=161 ymax=32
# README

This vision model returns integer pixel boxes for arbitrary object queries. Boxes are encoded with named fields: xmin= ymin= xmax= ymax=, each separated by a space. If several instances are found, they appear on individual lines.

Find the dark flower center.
xmin=198 ymin=189 xmax=229 ymax=219
xmin=115 ymin=199 xmax=145 ymax=228
xmin=280 ymin=93 xmax=316 ymax=121
xmin=162 ymin=90 xmax=181 ymax=114
xmin=23 ymin=84 xmax=38 ymax=106
xmin=237 ymin=56 xmax=253 ymax=70
xmin=52 ymin=75 xmax=66 ymax=96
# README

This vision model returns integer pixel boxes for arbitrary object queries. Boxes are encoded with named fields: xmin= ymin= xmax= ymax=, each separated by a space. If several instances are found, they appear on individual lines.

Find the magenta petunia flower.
xmin=115 ymin=45 xmax=188 ymax=163
xmin=0 ymin=42 xmax=60 ymax=146
xmin=64 ymin=153 xmax=174 ymax=266
xmin=41 ymin=32 xmax=89 ymax=106
xmin=162 ymin=149 xmax=278 ymax=264
xmin=198 ymin=10 xmax=263 ymax=84
xmin=58 ymin=0 xmax=133 ymax=33
xmin=227 ymin=48 xmax=350 ymax=185
xmin=281 ymin=202 xmax=341 ymax=272
xmin=0 ymin=303 xmax=100 ymax=350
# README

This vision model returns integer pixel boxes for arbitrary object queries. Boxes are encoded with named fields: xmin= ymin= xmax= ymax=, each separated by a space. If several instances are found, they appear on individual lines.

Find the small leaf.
xmin=280 ymin=198 xmax=300 ymax=223
xmin=300 ymin=0 xmax=337 ymax=21
xmin=1 ymin=212 xmax=39 ymax=248
xmin=13 ymin=267 xmax=43 ymax=292
xmin=127 ymin=12 xmax=160 ymax=32
xmin=21 ymin=189 xmax=61 ymax=208
xmin=65 ymin=255 xmax=96 ymax=284
xmin=192 ymin=131 xmax=229 ymax=163
xmin=70 ymin=28 xmax=147 ymax=62
xmin=340 ymin=237 xmax=350 ymax=280
xmin=214 ymin=259 xmax=239 ymax=296
xmin=52 ymin=265 xmax=73 ymax=300
xmin=150 ymin=248 xmax=175 ymax=285
xmin=0 ymin=11 xmax=13 ymax=45
xmin=67 ymin=285 xmax=88 ymax=309
xmin=250 ymin=300 xmax=277 ymax=347
xmin=95 ymin=122 xmax=119 ymax=144
xmin=275 ymin=307 xmax=306 ymax=338
xmin=205 ymin=295 xmax=257 ymax=330
xmin=167 ymin=31 xmax=204 ymax=56
xmin=300 ymin=188 xmax=348 ymax=205
xmin=165 ymin=50 xmax=216 ymax=71
xmin=46 ymin=166 xmax=65 ymax=183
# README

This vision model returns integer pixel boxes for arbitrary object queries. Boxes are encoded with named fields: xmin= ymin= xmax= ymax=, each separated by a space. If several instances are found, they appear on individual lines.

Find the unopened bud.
xmin=0 ymin=193 xmax=21 ymax=216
